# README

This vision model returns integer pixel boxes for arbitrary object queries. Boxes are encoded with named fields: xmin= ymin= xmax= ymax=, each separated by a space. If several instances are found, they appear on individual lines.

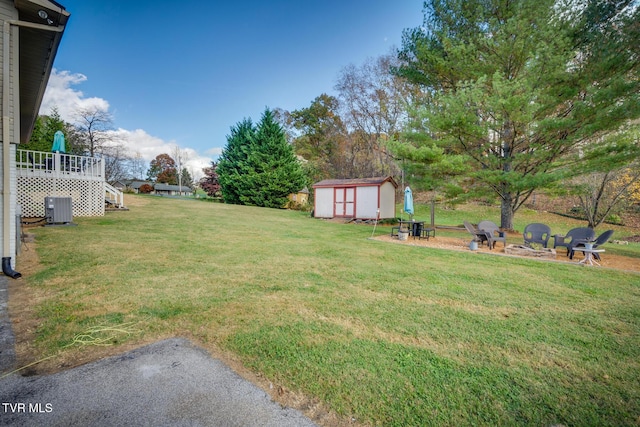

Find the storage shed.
xmin=312 ymin=176 xmax=397 ymax=219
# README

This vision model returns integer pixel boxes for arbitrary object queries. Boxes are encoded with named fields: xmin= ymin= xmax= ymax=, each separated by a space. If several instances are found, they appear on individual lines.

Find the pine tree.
xmin=217 ymin=118 xmax=255 ymax=205
xmin=218 ymin=109 xmax=308 ymax=208
xmin=391 ymin=0 xmax=640 ymax=229
xmin=25 ymin=107 xmax=67 ymax=152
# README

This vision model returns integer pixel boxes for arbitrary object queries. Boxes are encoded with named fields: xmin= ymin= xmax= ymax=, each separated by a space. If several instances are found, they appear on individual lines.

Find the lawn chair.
xmin=523 ymin=223 xmax=551 ymax=248
xmin=553 ymin=227 xmax=595 ymax=256
xmin=478 ymin=220 xmax=507 ymax=249
xmin=463 ymin=221 xmax=491 ymax=248
xmin=569 ymin=229 xmax=613 ymax=260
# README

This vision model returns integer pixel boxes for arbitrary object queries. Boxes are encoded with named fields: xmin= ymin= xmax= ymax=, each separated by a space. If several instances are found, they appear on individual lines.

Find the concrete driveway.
xmin=0 ymin=278 xmax=317 ymax=426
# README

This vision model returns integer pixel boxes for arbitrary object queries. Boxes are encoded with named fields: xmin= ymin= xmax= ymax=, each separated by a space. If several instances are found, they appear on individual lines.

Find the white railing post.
xmin=53 ymin=152 xmax=60 ymax=176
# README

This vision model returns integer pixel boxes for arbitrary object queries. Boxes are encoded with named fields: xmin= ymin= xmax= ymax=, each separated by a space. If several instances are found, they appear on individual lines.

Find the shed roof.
xmin=312 ymin=176 xmax=397 ymax=188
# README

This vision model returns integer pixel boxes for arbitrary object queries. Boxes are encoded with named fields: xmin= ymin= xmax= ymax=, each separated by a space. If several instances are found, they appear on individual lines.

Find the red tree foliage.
xmin=139 ymin=183 xmax=154 ymax=194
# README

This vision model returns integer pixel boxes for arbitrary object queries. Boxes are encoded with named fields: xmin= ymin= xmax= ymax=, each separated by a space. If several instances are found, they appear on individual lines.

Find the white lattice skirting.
xmin=18 ymin=176 xmax=105 ymax=217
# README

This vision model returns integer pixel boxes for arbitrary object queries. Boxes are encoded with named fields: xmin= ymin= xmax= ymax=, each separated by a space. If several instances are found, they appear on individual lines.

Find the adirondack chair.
xmin=553 ymin=227 xmax=595 ymax=256
xmin=569 ymin=230 xmax=614 ymax=260
xmin=478 ymin=220 xmax=507 ymax=249
xmin=523 ymin=223 xmax=552 ymax=248
xmin=463 ymin=221 xmax=490 ymax=248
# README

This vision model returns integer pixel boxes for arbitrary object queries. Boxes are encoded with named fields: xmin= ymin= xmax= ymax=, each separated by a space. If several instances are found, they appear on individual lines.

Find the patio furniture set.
xmin=391 ymin=220 xmax=436 ymax=240
xmin=523 ymin=223 xmax=613 ymax=262
xmin=392 ymin=217 xmax=614 ymax=265
xmin=465 ymin=221 xmax=613 ymax=265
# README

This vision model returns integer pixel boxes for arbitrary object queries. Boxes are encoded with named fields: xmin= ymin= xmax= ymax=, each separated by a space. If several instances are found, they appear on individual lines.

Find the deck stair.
xmin=105 ymin=182 xmax=128 ymax=211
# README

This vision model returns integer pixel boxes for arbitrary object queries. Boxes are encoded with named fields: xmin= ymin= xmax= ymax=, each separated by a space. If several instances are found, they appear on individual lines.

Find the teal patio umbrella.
xmin=52 ymin=130 xmax=66 ymax=153
xmin=404 ymin=186 xmax=414 ymax=219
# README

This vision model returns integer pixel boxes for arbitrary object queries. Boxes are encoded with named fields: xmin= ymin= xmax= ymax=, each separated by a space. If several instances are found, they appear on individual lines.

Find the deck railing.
xmin=17 ymin=148 xmax=127 ymax=217
xmin=17 ymin=149 xmax=104 ymax=181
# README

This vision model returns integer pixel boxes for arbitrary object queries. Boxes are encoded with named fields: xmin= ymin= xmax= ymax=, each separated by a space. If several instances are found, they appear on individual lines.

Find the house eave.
xmin=13 ymin=0 xmax=70 ymax=143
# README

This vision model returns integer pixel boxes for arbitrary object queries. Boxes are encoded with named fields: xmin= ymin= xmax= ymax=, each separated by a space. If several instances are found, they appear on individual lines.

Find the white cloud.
xmin=109 ymin=128 xmax=212 ymax=180
xmin=41 ymin=69 xmax=212 ymax=180
xmin=40 ymin=69 xmax=109 ymax=121
xmin=205 ymin=147 xmax=223 ymax=157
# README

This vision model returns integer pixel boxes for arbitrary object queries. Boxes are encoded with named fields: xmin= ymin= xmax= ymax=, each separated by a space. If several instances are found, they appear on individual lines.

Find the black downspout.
xmin=2 ymin=257 xmax=21 ymax=279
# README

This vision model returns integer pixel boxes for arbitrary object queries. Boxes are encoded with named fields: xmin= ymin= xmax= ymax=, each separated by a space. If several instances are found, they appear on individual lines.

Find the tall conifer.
xmin=218 ymin=109 xmax=307 ymax=208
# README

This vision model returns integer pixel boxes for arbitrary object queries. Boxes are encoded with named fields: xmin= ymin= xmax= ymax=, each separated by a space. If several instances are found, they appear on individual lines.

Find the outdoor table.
xmin=577 ymin=248 xmax=604 ymax=266
xmin=391 ymin=220 xmax=434 ymax=240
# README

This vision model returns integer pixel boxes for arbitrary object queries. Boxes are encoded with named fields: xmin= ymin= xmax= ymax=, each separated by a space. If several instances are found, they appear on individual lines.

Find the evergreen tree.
xmin=218 ymin=109 xmax=307 ymax=208
xmin=25 ymin=107 xmax=67 ymax=152
xmin=180 ymin=168 xmax=194 ymax=189
xmin=391 ymin=0 xmax=640 ymax=229
xmin=217 ymin=118 xmax=255 ymax=205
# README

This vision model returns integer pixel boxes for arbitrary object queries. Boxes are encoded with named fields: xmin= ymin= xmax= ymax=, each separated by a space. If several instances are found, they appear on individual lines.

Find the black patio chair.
xmin=478 ymin=220 xmax=507 ymax=249
xmin=553 ymin=227 xmax=595 ymax=256
xmin=569 ymin=229 xmax=614 ymax=260
xmin=523 ymin=223 xmax=552 ymax=248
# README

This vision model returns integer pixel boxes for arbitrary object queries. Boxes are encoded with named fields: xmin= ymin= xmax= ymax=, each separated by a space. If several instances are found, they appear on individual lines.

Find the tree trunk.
xmin=500 ymin=191 xmax=514 ymax=231
xmin=500 ymin=132 xmax=514 ymax=231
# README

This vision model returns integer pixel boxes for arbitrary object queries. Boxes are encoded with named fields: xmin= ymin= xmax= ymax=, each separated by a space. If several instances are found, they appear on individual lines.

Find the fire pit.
xmin=505 ymin=244 xmax=556 ymax=260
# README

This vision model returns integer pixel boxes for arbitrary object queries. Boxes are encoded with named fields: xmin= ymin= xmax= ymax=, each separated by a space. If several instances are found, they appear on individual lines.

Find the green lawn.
xmin=16 ymin=195 xmax=640 ymax=426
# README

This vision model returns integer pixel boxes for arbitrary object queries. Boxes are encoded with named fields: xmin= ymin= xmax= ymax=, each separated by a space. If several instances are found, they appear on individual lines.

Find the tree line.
xmin=26 ymin=106 xmax=194 ymax=189
xmin=27 ymin=1 xmax=639 ymax=228
xmin=208 ymin=0 xmax=639 ymax=228
xmin=25 ymin=106 xmax=147 ymax=184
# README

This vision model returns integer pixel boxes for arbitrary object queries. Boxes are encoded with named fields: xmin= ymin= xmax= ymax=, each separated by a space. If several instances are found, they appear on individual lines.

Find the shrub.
xmin=139 ymin=184 xmax=153 ymax=194
xmin=606 ymin=213 xmax=623 ymax=225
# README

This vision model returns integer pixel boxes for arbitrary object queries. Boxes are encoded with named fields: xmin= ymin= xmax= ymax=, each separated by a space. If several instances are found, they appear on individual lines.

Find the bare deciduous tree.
xmin=128 ymin=151 xmax=147 ymax=180
xmin=101 ymin=142 xmax=132 ymax=184
xmin=171 ymin=145 xmax=190 ymax=189
xmin=335 ymin=53 xmax=415 ymax=178
xmin=74 ymin=106 xmax=114 ymax=157
xmin=573 ymin=164 xmax=640 ymax=228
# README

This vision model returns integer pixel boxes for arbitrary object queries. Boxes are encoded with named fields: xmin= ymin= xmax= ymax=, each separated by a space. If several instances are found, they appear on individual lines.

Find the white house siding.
xmin=9 ymin=25 xmax=19 ymax=268
xmin=380 ymin=181 xmax=396 ymax=219
xmin=355 ymin=186 xmax=379 ymax=219
xmin=0 ymin=4 xmax=20 ymax=268
xmin=314 ymin=187 xmax=334 ymax=218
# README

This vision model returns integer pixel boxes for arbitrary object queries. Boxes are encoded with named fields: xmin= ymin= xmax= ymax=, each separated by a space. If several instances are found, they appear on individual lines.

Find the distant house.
xmin=112 ymin=180 xmax=128 ymax=191
xmin=126 ymin=180 xmax=153 ymax=194
xmin=312 ymin=176 xmax=397 ymax=219
xmin=153 ymin=183 xmax=192 ymax=197
xmin=117 ymin=180 xmax=193 ymax=196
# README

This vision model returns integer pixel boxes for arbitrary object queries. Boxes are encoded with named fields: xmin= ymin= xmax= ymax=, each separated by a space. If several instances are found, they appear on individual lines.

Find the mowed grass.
xmin=18 ymin=195 xmax=640 ymax=426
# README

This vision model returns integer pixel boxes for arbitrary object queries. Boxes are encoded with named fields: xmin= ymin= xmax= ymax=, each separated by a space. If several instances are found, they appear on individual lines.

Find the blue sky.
xmin=42 ymin=1 xmax=424 ymax=177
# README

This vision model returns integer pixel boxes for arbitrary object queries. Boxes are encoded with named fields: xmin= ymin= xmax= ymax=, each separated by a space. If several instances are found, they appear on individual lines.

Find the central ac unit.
xmin=44 ymin=197 xmax=73 ymax=225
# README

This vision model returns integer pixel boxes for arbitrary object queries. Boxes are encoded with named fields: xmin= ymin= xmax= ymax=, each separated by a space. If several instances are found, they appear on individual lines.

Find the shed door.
xmin=335 ymin=187 xmax=355 ymax=217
